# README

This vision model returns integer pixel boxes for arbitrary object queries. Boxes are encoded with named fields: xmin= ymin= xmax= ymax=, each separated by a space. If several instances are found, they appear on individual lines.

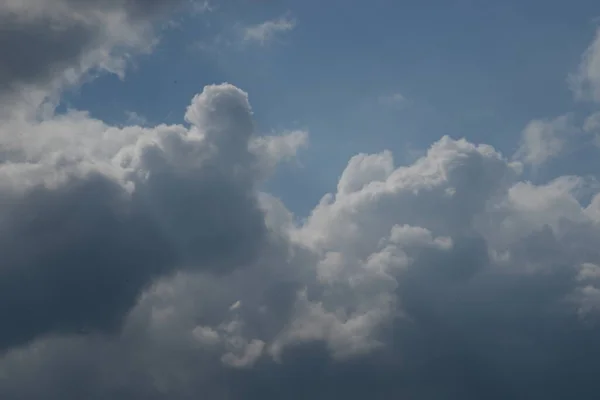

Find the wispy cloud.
xmin=569 ymin=28 xmax=600 ymax=102
xmin=124 ymin=111 xmax=148 ymax=126
xmin=378 ymin=92 xmax=408 ymax=108
xmin=243 ymin=16 xmax=296 ymax=46
xmin=515 ymin=114 xmax=579 ymax=167
xmin=190 ymin=0 xmax=214 ymax=14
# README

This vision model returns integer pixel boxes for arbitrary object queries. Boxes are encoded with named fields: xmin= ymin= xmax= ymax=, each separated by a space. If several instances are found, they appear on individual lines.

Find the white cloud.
xmin=336 ymin=151 xmax=394 ymax=195
xmin=569 ymin=28 xmax=600 ymax=102
xmin=243 ymin=16 xmax=296 ymax=46
xmin=515 ymin=114 xmax=578 ymax=167
xmin=124 ymin=111 xmax=148 ymax=126
xmin=378 ymin=93 xmax=408 ymax=108
xmin=250 ymin=130 xmax=309 ymax=174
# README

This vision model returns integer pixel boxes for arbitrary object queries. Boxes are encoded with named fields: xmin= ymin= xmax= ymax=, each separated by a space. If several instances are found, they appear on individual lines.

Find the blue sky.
xmin=62 ymin=0 xmax=600 ymax=214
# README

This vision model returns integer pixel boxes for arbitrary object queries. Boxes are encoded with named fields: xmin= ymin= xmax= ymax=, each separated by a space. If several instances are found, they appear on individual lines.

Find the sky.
xmin=2 ymin=0 xmax=600 ymax=399
xmin=63 ymin=0 xmax=600 ymax=214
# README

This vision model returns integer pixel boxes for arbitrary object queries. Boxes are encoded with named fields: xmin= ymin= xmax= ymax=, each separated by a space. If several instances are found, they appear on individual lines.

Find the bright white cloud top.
xmin=2 ymin=1 xmax=600 ymax=399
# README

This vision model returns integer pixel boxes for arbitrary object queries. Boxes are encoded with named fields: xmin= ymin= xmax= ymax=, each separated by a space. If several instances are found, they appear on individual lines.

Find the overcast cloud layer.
xmin=3 ymin=2 xmax=600 ymax=399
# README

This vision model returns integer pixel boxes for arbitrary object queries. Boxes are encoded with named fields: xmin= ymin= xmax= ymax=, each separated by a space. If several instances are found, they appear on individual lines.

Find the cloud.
xmin=4 ymin=107 xmax=600 ymax=398
xmin=124 ymin=111 xmax=148 ymax=126
xmin=584 ymin=111 xmax=600 ymax=146
xmin=515 ymin=114 xmax=578 ymax=167
xmin=192 ymin=13 xmax=296 ymax=53
xmin=5 ymin=6 xmax=600 ymax=400
xmin=0 ymin=0 xmax=185 ymax=114
xmin=378 ymin=92 xmax=408 ymax=108
xmin=250 ymin=130 xmax=309 ymax=174
xmin=4 ymin=83 xmax=600 ymax=397
xmin=191 ymin=0 xmax=214 ymax=14
xmin=585 ymin=111 xmax=600 ymax=132
xmin=569 ymin=28 xmax=600 ymax=102
xmin=0 ymin=83 xmax=295 ymax=352
xmin=243 ymin=16 xmax=296 ymax=46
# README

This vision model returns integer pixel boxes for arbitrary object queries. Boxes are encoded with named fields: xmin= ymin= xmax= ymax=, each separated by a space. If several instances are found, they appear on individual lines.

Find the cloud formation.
xmin=4 ymin=5 xmax=600 ymax=400
xmin=0 ymin=0 xmax=184 ymax=112
xmin=0 ymin=83 xmax=289 ymax=352
xmin=3 ymin=87 xmax=600 ymax=398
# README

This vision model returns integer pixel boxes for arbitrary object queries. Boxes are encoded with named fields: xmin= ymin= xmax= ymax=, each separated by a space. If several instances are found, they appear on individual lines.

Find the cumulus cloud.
xmin=0 ymin=83 xmax=282 ymax=352
xmin=3 ymin=84 xmax=600 ymax=397
xmin=5 ymin=6 xmax=600 ymax=400
xmin=4 ymin=101 xmax=600 ymax=397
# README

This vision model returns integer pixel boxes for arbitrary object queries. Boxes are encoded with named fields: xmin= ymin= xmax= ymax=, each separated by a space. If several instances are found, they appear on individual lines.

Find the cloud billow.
xmin=2 ymin=84 xmax=600 ymax=399
xmin=0 ymin=83 xmax=272 ymax=353
xmin=3 ymin=3 xmax=600 ymax=400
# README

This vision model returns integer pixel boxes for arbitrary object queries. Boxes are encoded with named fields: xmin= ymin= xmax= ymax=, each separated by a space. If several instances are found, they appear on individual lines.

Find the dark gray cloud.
xmin=0 ymin=0 xmax=185 ymax=108
xmin=0 ymin=83 xmax=270 ymax=352
xmin=0 ymin=16 xmax=95 ymax=95
xmin=2 ymin=116 xmax=600 ymax=399
xmin=3 ymin=218 xmax=600 ymax=400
